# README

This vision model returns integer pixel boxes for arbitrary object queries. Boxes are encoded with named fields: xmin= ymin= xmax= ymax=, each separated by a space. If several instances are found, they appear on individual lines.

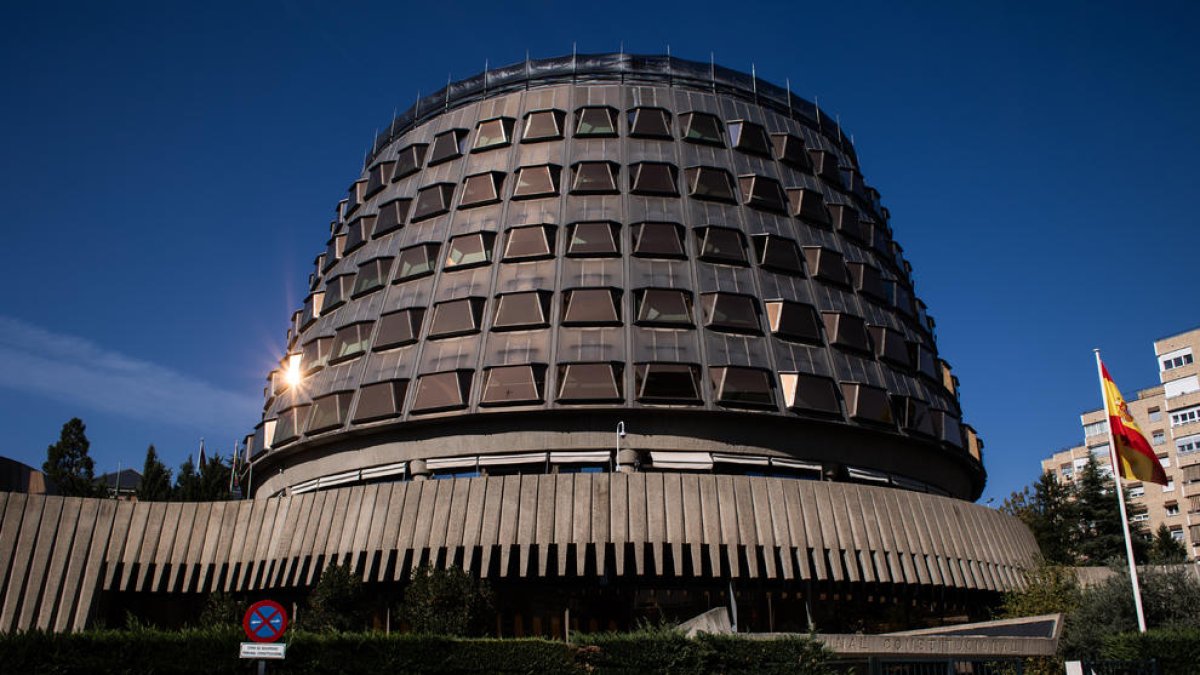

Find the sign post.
xmin=241 ymin=600 xmax=288 ymax=674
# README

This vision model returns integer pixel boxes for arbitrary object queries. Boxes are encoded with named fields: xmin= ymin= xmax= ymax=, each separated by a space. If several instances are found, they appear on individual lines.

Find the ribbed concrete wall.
xmin=0 ymin=475 xmax=1037 ymax=633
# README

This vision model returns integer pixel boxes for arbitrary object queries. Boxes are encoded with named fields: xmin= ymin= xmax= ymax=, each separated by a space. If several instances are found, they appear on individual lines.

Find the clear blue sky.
xmin=2 ymin=1 xmax=1196 ymax=504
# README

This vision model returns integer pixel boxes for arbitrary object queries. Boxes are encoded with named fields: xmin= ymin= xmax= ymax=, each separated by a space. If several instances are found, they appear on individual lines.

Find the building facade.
xmin=0 ymin=55 xmax=1038 ymax=635
xmin=1041 ymin=326 xmax=1200 ymax=560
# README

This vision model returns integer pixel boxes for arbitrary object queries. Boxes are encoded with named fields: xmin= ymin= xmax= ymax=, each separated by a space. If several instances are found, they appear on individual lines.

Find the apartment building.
xmin=1042 ymin=326 xmax=1200 ymax=560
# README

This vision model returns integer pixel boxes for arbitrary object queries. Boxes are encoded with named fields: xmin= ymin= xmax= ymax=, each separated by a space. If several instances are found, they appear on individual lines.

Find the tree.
xmin=174 ymin=457 xmax=201 ymax=501
xmin=197 ymin=454 xmax=231 ymax=500
xmin=399 ymin=565 xmax=493 ymax=636
xmin=1148 ymin=524 xmax=1188 ymax=564
xmin=136 ymin=445 xmax=172 ymax=501
xmin=303 ymin=563 xmax=368 ymax=632
xmin=1070 ymin=455 xmax=1151 ymax=564
xmin=1002 ymin=471 xmax=1079 ymax=564
xmin=43 ymin=418 xmax=100 ymax=497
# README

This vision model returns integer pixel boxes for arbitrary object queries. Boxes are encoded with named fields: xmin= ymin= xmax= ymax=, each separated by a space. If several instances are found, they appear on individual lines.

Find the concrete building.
xmin=1041 ymin=326 xmax=1200 ymax=560
xmin=0 ymin=54 xmax=1038 ymax=635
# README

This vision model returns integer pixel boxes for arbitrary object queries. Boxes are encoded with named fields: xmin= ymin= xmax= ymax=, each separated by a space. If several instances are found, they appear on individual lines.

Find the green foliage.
xmin=999 ymin=561 xmax=1081 ymax=620
xmin=0 ymin=629 xmax=832 ymax=674
xmin=1147 ymin=524 xmax=1188 ymax=564
xmin=1073 ymin=455 xmax=1146 ymax=564
xmin=1061 ymin=565 xmax=1200 ymax=660
xmin=197 ymin=593 xmax=242 ymax=628
xmin=1002 ymin=471 xmax=1079 ymax=564
xmin=400 ymin=565 xmax=494 ymax=637
xmin=173 ymin=457 xmax=201 ymax=501
xmin=1102 ymin=626 xmax=1200 ymax=675
xmin=43 ymin=417 xmax=100 ymax=497
xmin=302 ymin=562 xmax=369 ymax=633
xmin=198 ymin=454 xmax=232 ymax=500
xmin=136 ymin=444 xmax=172 ymax=501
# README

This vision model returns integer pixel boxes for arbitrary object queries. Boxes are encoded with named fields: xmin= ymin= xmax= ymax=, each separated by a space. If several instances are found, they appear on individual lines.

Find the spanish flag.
xmin=1099 ymin=360 xmax=1168 ymax=485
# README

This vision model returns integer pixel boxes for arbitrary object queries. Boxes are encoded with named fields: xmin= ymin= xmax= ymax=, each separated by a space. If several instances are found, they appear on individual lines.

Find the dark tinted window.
xmin=698 ymin=227 xmax=747 ymax=265
xmin=765 ymin=301 xmax=822 ymax=344
xmin=570 ymin=162 xmax=619 ymax=194
xmin=781 ymin=373 xmax=841 ymax=415
xmin=753 ymin=235 xmax=804 ymax=275
xmin=868 ymin=325 xmax=913 ymax=368
xmin=557 ymin=363 xmax=623 ymax=402
xmin=493 ymin=291 xmax=550 ymax=330
xmin=323 ymin=273 xmax=355 ymax=310
xmin=395 ymin=243 xmax=439 ymax=281
xmin=680 ymin=112 xmax=724 ymax=145
xmin=272 ymin=405 xmax=310 ymax=446
xmin=352 ymin=257 xmax=393 ymax=297
xmin=632 ymin=222 xmax=685 ymax=258
xmin=684 ymin=166 xmax=736 ymax=202
xmin=848 ymin=262 xmax=887 ymax=302
xmin=428 ymin=129 xmax=469 ymax=165
xmin=702 ymin=293 xmax=760 ymax=334
xmin=503 ymin=225 xmax=555 ymax=261
xmin=629 ymin=162 xmax=678 ymax=196
xmin=460 ymin=172 xmax=504 ymax=208
xmin=575 ymin=106 xmax=618 ymax=137
xmin=627 ymin=107 xmax=671 ymax=138
xmin=444 ymin=233 xmax=494 ymax=270
xmin=802 ymin=247 xmax=850 ymax=286
xmin=375 ymin=198 xmax=411 ymax=237
xmin=771 ymin=133 xmax=811 ymax=171
xmin=344 ymin=180 xmax=364 ymax=216
xmin=563 ymin=288 xmax=621 ymax=325
xmin=522 ymin=109 xmax=565 ymax=142
xmin=375 ymin=308 xmax=425 ymax=350
xmin=636 ymin=289 xmax=693 ymax=326
xmin=728 ymin=121 xmax=771 ymax=156
xmin=738 ymin=175 xmax=788 ymax=213
xmin=636 ymin=363 xmax=701 ymax=403
xmin=567 ymin=222 xmax=619 ymax=257
xmin=429 ymin=297 xmax=485 ymax=338
xmin=822 ymin=312 xmax=871 ymax=353
xmin=331 ymin=321 xmax=374 ymax=363
xmin=711 ymin=367 xmax=774 ymax=408
xmin=353 ymin=380 xmax=408 ymax=422
xmin=895 ymin=396 xmax=935 ymax=436
xmin=787 ymin=188 xmax=830 ymax=226
xmin=365 ymin=161 xmax=395 ymax=197
xmin=808 ymin=149 xmax=844 ymax=187
xmin=512 ymin=164 xmax=561 ymax=199
xmin=411 ymin=371 xmax=471 ymax=413
xmin=473 ymin=117 xmax=515 ymax=151
xmin=301 ymin=336 xmax=333 ymax=372
xmin=307 ymin=391 xmax=353 ymax=434
xmin=323 ymin=234 xmax=345 ymax=272
xmin=412 ymin=183 xmax=455 ymax=221
xmin=842 ymin=382 xmax=892 ymax=424
xmin=828 ymin=204 xmax=865 ymax=242
xmin=480 ymin=365 xmax=545 ymax=406
xmin=393 ymin=144 xmax=428 ymax=180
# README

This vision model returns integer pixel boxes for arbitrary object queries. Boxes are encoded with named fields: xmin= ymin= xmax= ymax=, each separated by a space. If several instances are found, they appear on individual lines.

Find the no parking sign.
xmin=240 ymin=600 xmax=288 ymax=661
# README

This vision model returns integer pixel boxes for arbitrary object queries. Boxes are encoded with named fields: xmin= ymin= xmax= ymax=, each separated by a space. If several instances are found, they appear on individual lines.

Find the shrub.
xmin=399 ymin=565 xmax=493 ymax=637
xmin=302 ymin=563 xmax=369 ymax=633
xmin=1102 ymin=626 xmax=1200 ymax=675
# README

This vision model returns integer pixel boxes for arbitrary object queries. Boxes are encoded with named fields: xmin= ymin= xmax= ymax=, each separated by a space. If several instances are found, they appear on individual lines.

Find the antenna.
xmin=483 ymin=58 xmax=489 ymax=96
xmin=785 ymin=77 xmax=793 ymax=117
xmin=710 ymin=52 xmax=716 ymax=93
xmin=444 ymin=73 xmax=451 ymax=110
xmin=667 ymin=44 xmax=673 ymax=86
xmin=751 ymin=63 xmax=758 ymax=104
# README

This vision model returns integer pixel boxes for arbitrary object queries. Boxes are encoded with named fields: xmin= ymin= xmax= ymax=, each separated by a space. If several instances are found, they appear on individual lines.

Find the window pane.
xmin=765 ymin=301 xmax=821 ymax=344
xmin=428 ymin=129 xmax=467 ymax=165
xmin=728 ymin=121 xmax=771 ymax=156
xmin=829 ymin=204 xmax=866 ymax=242
xmin=393 ymin=144 xmax=428 ymax=180
xmin=869 ymin=326 xmax=913 ymax=368
xmin=513 ymin=165 xmax=560 ymax=199
xmin=754 ymin=235 xmax=804 ymax=275
xmin=843 ymin=383 xmax=892 ymax=424
xmin=637 ymin=289 xmax=693 ymax=326
xmin=571 ymin=162 xmax=618 ymax=194
xmin=301 ymin=336 xmax=333 ymax=372
xmin=411 ymin=371 xmax=470 ymax=412
xmin=738 ymin=175 xmax=788 ymax=213
xmin=712 ymin=367 xmax=774 ymax=407
xmin=699 ymin=227 xmax=747 ymax=265
xmin=323 ymin=274 xmax=354 ymax=310
xmin=568 ymin=222 xmax=619 ymax=256
xmin=780 ymin=373 xmax=841 ymax=415
xmin=504 ymin=225 xmax=554 ymax=261
xmin=331 ymin=322 xmax=373 ymax=362
xmin=352 ymin=257 xmax=393 ymax=297
xmin=563 ymin=289 xmax=620 ymax=325
xmin=365 ymin=161 xmax=395 ymax=197
xmin=494 ymin=291 xmax=548 ymax=330
xmin=575 ymin=107 xmax=617 ymax=137
xmin=307 ymin=392 xmax=351 ymax=433
xmin=685 ymin=167 xmax=736 ymax=202
xmin=849 ymin=262 xmax=887 ymax=301
xmin=630 ymin=163 xmax=678 ymax=196
xmin=822 ymin=312 xmax=871 ymax=353
xmin=787 ymin=188 xmax=830 ymax=225
xmin=375 ymin=198 xmax=411 ymax=236
xmin=771 ymin=134 xmax=810 ymax=171
xmin=473 ymin=117 xmax=514 ymax=151
xmin=412 ymin=183 xmax=455 ymax=221
xmin=481 ymin=365 xmax=544 ymax=405
xmin=703 ymin=293 xmax=760 ymax=333
xmin=353 ymin=380 xmax=407 ymax=422
xmin=523 ymin=110 xmax=564 ymax=142
xmin=445 ymin=233 xmax=494 ymax=269
xmin=637 ymin=363 xmax=701 ymax=402
xmin=558 ymin=363 xmax=623 ymax=402
xmin=343 ymin=215 xmax=374 ymax=254
xmin=460 ymin=173 xmax=503 ymax=207
xmin=396 ymin=244 xmax=439 ymax=281
xmin=681 ymin=112 xmax=724 ymax=145
xmin=429 ymin=298 xmax=483 ymax=338
xmin=809 ymin=150 xmax=844 ymax=187
xmin=628 ymin=108 xmax=671 ymax=138
xmin=375 ymin=309 xmax=424 ymax=350
xmin=632 ymin=222 xmax=685 ymax=258
xmin=803 ymin=247 xmax=850 ymax=286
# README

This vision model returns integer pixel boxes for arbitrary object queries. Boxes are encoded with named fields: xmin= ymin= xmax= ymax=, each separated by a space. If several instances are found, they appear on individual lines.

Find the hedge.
xmin=0 ymin=628 xmax=834 ymax=674
xmin=1101 ymin=626 xmax=1200 ymax=675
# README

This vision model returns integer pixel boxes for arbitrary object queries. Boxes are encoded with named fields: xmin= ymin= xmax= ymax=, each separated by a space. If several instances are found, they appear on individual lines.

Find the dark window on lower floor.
xmin=306 ymin=391 xmax=353 ymax=434
xmin=711 ymin=367 xmax=775 ymax=408
xmin=765 ymin=301 xmax=822 ymax=344
xmin=411 ymin=370 xmax=472 ymax=413
xmin=557 ymin=362 xmax=624 ymax=402
xmin=563 ymin=288 xmax=621 ymax=325
xmin=493 ymin=291 xmax=550 ymax=330
xmin=568 ymin=221 xmax=620 ymax=257
xmin=481 ymin=364 xmax=546 ymax=406
xmin=780 ymin=373 xmax=841 ymax=415
xmin=375 ymin=308 xmax=425 ymax=350
xmin=636 ymin=288 xmax=693 ymax=327
xmin=702 ymin=293 xmax=761 ymax=334
xmin=636 ymin=363 xmax=702 ymax=403
xmin=352 ymin=380 xmax=408 ymax=423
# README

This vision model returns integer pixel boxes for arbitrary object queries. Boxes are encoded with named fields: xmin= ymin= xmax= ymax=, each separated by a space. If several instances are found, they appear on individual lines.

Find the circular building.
xmin=238 ymin=53 xmax=1034 ymax=632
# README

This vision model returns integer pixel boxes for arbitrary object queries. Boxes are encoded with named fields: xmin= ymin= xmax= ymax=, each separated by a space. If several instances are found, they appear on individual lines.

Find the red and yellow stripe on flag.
xmin=1100 ymin=362 xmax=1168 ymax=485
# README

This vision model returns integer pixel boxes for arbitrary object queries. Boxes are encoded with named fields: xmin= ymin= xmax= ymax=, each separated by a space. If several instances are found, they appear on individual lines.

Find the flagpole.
xmin=1093 ymin=348 xmax=1148 ymax=633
